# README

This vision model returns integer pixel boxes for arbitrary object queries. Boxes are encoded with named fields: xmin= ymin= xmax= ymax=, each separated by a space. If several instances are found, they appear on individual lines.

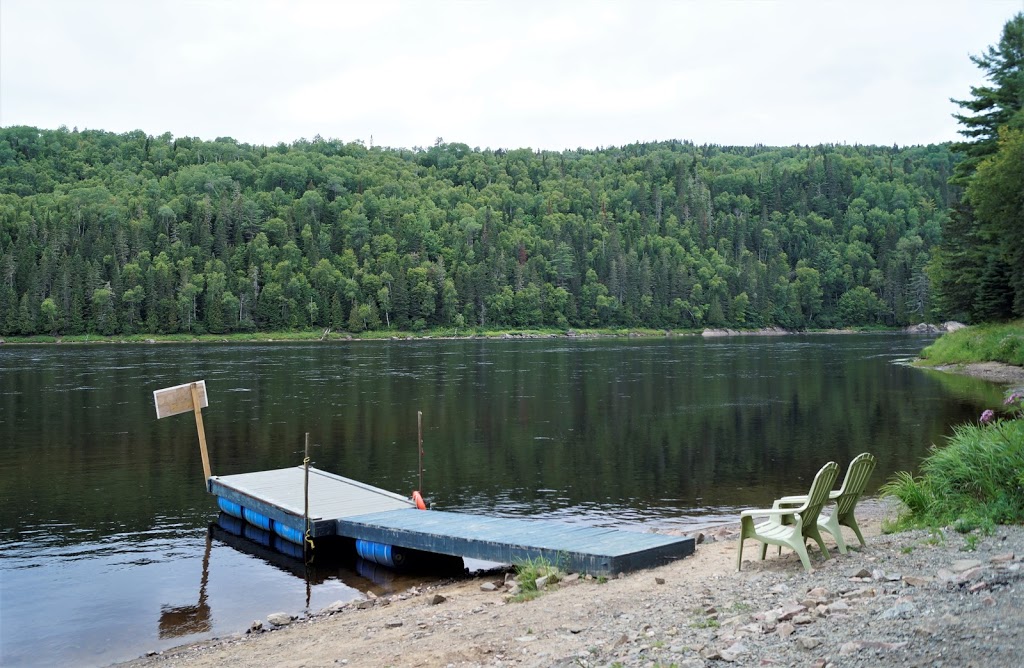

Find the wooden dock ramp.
xmin=210 ymin=466 xmax=694 ymax=575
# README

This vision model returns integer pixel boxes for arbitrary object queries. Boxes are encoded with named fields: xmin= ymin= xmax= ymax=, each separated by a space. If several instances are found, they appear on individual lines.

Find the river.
xmin=0 ymin=335 xmax=1003 ymax=666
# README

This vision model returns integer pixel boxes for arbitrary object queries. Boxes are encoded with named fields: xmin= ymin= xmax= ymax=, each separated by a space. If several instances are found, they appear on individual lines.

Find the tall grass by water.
xmin=918 ymin=320 xmax=1024 ymax=367
xmin=884 ymin=391 xmax=1024 ymax=532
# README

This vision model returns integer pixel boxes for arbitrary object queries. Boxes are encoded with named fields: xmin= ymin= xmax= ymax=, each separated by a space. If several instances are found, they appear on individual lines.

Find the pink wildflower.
xmin=980 ymin=409 xmax=995 ymax=424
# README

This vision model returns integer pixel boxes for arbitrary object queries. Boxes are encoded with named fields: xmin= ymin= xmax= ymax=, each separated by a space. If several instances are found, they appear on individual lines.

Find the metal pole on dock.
xmin=417 ymin=411 xmax=424 ymax=493
xmin=303 ymin=433 xmax=312 ymax=558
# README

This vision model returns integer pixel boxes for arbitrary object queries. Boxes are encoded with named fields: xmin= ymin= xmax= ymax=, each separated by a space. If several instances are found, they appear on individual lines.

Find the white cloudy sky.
xmin=1 ymin=0 xmax=1020 ymax=150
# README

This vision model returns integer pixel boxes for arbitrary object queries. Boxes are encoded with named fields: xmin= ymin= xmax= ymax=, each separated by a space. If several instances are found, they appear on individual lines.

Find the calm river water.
xmin=0 ymin=335 xmax=1004 ymax=666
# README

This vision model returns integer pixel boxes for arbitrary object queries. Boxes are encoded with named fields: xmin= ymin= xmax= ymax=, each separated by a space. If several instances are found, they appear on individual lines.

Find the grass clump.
xmin=508 ymin=555 xmax=563 ymax=603
xmin=690 ymin=616 xmax=720 ymax=629
xmin=918 ymin=320 xmax=1024 ymax=367
xmin=962 ymin=534 xmax=980 ymax=551
xmin=883 ymin=391 xmax=1024 ymax=531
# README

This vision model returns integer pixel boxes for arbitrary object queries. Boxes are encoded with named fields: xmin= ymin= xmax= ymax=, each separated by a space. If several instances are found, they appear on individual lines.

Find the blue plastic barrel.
xmin=272 ymin=520 xmax=304 ymax=545
xmin=217 ymin=497 xmax=244 ymax=519
xmin=355 ymin=539 xmax=395 ymax=568
xmin=242 ymin=507 xmax=272 ymax=532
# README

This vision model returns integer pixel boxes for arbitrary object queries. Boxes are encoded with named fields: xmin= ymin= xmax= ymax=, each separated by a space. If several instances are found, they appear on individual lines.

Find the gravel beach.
xmin=122 ymin=498 xmax=1024 ymax=667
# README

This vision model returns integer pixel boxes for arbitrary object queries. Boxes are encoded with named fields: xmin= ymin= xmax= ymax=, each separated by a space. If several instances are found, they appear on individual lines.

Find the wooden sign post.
xmin=154 ymin=380 xmax=211 ymax=487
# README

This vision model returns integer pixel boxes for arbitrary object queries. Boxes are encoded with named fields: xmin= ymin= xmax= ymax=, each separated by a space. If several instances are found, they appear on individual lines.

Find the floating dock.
xmin=155 ymin=381 xmax=693 ymax=575
xmin=210 ymin=466 xmax=694 ymax=575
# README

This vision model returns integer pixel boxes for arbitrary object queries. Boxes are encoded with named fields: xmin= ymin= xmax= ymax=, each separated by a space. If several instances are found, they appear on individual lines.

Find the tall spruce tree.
xmin=934 ymin=12 xmax=1024 ymax=321
xmin=951 ymin=13 xmax=1024 ymax=182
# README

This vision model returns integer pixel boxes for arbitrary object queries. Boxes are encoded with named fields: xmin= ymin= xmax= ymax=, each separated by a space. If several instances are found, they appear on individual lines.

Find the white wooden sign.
xmin=154 ymin=381 xmax=208 ymax=419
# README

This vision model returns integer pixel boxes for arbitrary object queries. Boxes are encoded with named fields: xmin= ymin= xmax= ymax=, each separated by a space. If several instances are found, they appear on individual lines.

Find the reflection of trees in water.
xmin=370 ymin=338 xmax=1000 ymax=513
xmin=0 ymin=339 xmax=1002 ymax=542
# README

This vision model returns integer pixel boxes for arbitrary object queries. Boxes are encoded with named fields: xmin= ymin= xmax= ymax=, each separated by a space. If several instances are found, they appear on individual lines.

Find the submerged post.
xmin=153 ymin=380 xmax=211 ymax=488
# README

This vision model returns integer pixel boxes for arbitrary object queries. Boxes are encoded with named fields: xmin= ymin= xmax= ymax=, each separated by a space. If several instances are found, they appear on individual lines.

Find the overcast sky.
xmin=1 ymin=0 xmax=1020 ymax=151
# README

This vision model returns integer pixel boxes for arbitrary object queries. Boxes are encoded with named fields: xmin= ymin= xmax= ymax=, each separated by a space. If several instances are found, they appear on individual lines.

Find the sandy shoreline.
xmin=120 ymin=499 xmax=1024 ymax=667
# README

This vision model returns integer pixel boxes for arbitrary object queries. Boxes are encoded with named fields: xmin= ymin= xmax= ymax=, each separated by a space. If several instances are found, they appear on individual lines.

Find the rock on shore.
xmin=701 ymin=327 xmax=790 ymax=337
xmin=904 ymin=321 xmax=967 ymax=334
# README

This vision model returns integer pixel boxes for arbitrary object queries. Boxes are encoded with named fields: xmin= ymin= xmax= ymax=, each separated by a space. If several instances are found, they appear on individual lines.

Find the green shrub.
xmin=883 ymin=392 xmax=1024 ymax=530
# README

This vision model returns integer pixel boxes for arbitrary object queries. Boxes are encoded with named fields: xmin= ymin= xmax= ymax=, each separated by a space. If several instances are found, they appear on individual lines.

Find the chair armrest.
xmin=773 ymin=497 xmax=804 ymax=510
xmin=741 ymin=507 xmax=799 ymax=519
xmin=774 ymin=490 xmax=841 ymax=505
xmin=742 ymin=508 xmax=804 ymax=528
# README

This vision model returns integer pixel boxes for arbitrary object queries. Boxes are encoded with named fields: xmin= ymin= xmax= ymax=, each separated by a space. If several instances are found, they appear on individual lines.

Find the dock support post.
xmin=191 ymin=382 xmax=211 ymax=488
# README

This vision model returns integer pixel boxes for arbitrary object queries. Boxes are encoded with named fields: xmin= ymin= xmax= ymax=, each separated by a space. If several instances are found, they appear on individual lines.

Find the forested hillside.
xmin=0 ymin=126 xmax=957 ymax=336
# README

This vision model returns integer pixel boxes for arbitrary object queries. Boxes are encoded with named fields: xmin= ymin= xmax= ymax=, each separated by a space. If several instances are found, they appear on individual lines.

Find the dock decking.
xmin=210 ymin=467 xmax=414 ymax=538
xmin=338 ymin=508 xmax=692 ymax=574
xmin=210 ymin=466 xmax=694 ymax=575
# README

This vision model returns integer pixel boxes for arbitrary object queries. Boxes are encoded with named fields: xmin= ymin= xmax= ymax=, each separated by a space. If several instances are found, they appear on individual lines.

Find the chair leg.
xmin=791 ymin=538 xmax=812 ymax=572
xmin=736 ymin=520 xmax=750 ymax=571
xmin=760 ymin=542 xmax=769 ymax=561
xmin=845 ymin=516 xmax=867 ymax=547
xmin=806 ymin=525 xmax=830 ymax=560
xmin=822 ymin=514 xmax=847 ymax=554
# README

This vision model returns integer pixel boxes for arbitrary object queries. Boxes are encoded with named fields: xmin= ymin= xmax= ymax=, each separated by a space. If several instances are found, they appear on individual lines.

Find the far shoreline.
xmin=0 ymin=324 xmax=950 ymax=346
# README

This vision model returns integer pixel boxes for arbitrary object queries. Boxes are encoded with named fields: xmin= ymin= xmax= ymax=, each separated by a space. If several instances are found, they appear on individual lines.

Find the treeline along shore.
xmin=1 ymin=127 xmax=955 ymax=338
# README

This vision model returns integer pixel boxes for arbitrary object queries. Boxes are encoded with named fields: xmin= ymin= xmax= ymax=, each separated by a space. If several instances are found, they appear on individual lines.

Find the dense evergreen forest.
xmin=0 ymin=126 xmax=958 ymax=336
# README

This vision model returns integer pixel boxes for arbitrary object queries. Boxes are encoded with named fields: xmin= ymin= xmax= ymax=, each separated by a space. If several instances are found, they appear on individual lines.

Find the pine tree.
xmin=950 ymin=13 xmax=1024 ymax=182
xmin=934 ymin=13 xmax=1024 ymax=321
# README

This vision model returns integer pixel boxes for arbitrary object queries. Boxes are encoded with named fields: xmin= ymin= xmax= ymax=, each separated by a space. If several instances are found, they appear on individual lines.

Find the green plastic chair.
xmin=736 ymin=461 xmax=839 ymax=572
xmin=772 ymin=452 xmax=877 ymax=554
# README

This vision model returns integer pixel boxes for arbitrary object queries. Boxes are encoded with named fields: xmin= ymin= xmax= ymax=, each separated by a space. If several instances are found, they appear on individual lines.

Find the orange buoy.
xmin=412 ymin=490 xmax=427 ymax=510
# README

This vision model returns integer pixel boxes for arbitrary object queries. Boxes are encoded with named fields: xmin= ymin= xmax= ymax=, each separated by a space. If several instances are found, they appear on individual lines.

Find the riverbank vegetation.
xmin=884 ymin=391 xmax=1024 ymax=532
xmin=1 ymin=129 xmax=958 ymax=338
xmin=917 ymin=320 xmax=1024 ymax=367
xmin=887 ymin=13 xmax=1024 ymax=533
